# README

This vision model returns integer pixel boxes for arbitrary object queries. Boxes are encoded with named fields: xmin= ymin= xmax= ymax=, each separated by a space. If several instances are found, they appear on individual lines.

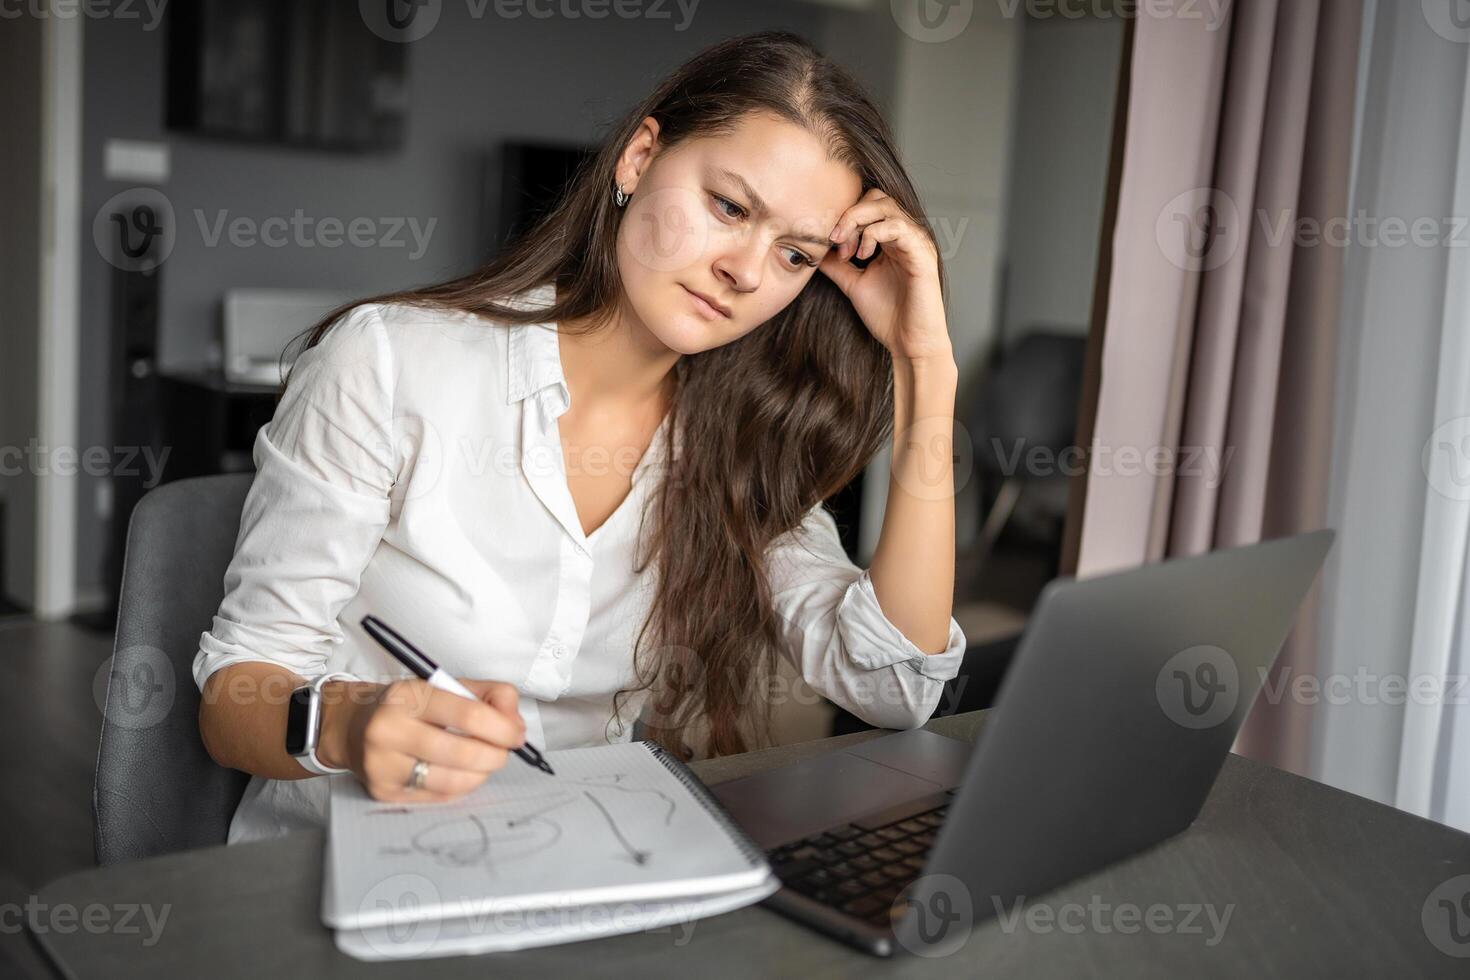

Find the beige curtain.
xmin=1075 ymin=0 xmax=1362 ymax=774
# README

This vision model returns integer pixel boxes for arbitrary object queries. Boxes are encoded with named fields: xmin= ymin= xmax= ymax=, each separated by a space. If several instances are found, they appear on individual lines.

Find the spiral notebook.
xmin=322 ymin=741 xmax=777 ymax=959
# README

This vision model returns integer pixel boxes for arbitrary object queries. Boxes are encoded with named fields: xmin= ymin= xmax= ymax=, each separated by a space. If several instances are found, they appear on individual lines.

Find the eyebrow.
xmin=711 ymin=167 xmax=835 ymax=249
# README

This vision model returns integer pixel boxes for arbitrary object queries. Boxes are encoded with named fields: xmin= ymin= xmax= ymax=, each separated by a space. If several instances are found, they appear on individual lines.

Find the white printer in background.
xmin=222 ymin=288 xmax=359 ymax=386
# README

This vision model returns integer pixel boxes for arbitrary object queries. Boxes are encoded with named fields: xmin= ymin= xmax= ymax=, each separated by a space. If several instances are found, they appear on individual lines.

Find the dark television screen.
xmin=483 ymin=141 xmax=596 ymax=256
xmin=165 ymin=0 xmax=408 ymax=151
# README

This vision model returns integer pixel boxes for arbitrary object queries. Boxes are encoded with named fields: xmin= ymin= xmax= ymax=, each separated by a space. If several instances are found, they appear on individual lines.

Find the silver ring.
xmin=406 ymin=758 xmax=429 ymax=791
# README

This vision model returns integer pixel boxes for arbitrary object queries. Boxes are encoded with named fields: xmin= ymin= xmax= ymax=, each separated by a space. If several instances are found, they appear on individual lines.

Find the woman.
xmin=195 ymin=30 xmax=967 ymax=844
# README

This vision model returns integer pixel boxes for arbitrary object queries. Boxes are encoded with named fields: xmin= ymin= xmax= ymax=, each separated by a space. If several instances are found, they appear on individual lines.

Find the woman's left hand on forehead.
xmin=817 ymin=188 xmax=953 ymax=365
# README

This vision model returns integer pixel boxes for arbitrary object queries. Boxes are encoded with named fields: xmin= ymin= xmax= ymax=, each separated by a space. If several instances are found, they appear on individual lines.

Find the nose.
xmin=711 ymin=234 xmax=763 ymax=295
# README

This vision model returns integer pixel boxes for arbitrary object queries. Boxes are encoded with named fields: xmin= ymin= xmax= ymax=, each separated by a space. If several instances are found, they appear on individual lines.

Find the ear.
xmin=616 ymin=115 xmax=663 ymax=194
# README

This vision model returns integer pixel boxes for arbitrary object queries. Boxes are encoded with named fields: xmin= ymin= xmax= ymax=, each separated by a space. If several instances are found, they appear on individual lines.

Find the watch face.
xmin=285 ymin=686 xmax=313 ymax=756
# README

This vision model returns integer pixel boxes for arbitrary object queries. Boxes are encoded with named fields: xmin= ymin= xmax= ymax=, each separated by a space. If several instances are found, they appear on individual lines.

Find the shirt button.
xmin=551 ymin=644 xmax=567 ymax=660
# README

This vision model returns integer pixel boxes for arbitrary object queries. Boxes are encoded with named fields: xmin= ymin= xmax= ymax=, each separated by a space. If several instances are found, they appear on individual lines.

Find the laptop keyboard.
xmin=766 ymin=799 xmax=949 ymax=929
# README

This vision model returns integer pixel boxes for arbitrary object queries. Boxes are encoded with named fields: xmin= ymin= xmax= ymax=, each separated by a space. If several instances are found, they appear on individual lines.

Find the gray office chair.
xmin=93 ymin=473 xmax=255 ymax=865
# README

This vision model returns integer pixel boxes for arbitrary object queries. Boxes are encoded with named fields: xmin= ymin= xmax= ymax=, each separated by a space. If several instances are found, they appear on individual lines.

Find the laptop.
xmin=711 ymin=528 xmax=1335 ymax=956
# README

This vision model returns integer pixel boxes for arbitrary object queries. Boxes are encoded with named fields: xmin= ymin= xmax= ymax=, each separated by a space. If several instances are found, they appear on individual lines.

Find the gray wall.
xmin=76 ymin=2 xmax=873 ymax=598
xmin=998 ymin=14 xmax=1124 ymax=347
xmin=0 ymin=15 xmax=43 ymax=608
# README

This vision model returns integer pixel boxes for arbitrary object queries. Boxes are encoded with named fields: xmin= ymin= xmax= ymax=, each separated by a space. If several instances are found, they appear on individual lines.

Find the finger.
xmin=360 ymin=748 xmax=453 ymax=803
xmin=462 ymin=679 xmax=522 ymax=724
xmin=390 ymin=719 xmax=513 ymax=774
xmin=828 ymin=194 xmax=907 ymax=246
xmin=373 ymin=749 xmax=492 ymax=800
xmin=364 ymin=783 xmax=451 ymax=805
xmin=400 ymin=682 xmax=526 ymax=749
xmin=817 ymin=245 xmax=863 ymax=294
xmin=853 ymin=217 xmax=933 ymax=265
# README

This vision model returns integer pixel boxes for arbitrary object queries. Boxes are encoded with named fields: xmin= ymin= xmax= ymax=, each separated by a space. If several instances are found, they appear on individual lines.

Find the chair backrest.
xmin=93 ymin=473 xmax=255 ymax=865
xmin=968 ymin=331 xmax=1087 ymax=478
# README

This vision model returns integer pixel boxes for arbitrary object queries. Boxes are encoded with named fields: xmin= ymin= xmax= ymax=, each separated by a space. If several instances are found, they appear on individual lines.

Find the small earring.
xmin=613 ymin=181 xmax=629 ymax=208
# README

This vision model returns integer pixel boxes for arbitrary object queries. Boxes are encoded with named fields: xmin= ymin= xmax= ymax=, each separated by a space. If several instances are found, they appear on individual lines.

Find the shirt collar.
xmin=503 ymin=280 xmax=683 ymax=474
xmin=505 ymin=282 xmax=566 ymax=406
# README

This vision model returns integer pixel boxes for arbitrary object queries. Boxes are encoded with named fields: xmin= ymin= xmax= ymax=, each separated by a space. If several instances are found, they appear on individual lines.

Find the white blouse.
xmin=194 ymin=282 xmax=967 ymax=844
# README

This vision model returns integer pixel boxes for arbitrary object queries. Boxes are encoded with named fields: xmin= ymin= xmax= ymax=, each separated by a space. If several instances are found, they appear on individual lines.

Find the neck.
xmin=556 ymin=287 xmax=681 ymax=416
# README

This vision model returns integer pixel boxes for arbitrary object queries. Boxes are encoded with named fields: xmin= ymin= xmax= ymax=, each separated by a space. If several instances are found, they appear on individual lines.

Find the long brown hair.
xmin=287 ymin=30 xmax=944 ymax=759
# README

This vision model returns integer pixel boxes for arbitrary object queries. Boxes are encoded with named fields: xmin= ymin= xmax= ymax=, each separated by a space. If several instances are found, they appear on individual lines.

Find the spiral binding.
xmin=644 ymin=742 xmax=767 ymax=867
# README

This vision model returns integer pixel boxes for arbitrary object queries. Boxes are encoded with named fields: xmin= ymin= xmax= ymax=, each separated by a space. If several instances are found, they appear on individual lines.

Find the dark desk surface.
xmin=29 ymin=710 xmax=1470 ymax=978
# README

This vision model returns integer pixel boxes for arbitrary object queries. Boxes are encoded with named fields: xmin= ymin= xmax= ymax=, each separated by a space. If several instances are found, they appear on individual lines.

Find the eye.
xmin=711 ymin=193 xmax=817 ymax=269
xmin=710 ymin=194 xmax=745 ymax=220
xmin=781 ymin=246 xmax=818 ymax=270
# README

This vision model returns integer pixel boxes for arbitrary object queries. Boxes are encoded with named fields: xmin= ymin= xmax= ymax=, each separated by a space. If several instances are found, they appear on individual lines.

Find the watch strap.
xmin=293 ymin=672 xmax=356 ymax=775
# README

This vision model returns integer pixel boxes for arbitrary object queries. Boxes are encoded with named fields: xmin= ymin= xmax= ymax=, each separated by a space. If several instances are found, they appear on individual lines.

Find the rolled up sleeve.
xmin=192 ymin=303 xmax=397 ymax=692
xmin=766 ymin=502 xmax=967 ymax=731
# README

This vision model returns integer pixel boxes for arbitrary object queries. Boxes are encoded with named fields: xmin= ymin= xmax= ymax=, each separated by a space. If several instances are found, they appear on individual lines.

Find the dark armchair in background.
xmin=965 ymin=330 xmax=1087 ymax=578
xmin=831 ymin=329 xmax=1087 ymax=737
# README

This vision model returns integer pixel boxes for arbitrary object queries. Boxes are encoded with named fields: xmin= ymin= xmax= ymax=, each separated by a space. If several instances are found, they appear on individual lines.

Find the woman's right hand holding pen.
xmin=315 ymin=679 xmax=527 ymax=802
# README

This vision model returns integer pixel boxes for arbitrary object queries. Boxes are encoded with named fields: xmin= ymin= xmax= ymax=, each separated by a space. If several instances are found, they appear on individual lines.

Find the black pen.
xmin=360 ymin=615 xmax=555 ymax=776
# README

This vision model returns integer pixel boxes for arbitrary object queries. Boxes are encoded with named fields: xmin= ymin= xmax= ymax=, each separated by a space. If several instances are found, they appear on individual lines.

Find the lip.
xmin=682 ymin=284 xmax=731 ymax=319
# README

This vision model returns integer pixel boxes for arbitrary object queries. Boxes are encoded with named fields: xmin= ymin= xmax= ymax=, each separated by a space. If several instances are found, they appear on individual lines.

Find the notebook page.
xmin=324 ymin=741 xmax=770 ymax=931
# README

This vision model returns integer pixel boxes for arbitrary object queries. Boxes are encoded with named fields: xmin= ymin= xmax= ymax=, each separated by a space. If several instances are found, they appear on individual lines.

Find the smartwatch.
xmin=285 ymin=672 xmax=355 ymax=775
